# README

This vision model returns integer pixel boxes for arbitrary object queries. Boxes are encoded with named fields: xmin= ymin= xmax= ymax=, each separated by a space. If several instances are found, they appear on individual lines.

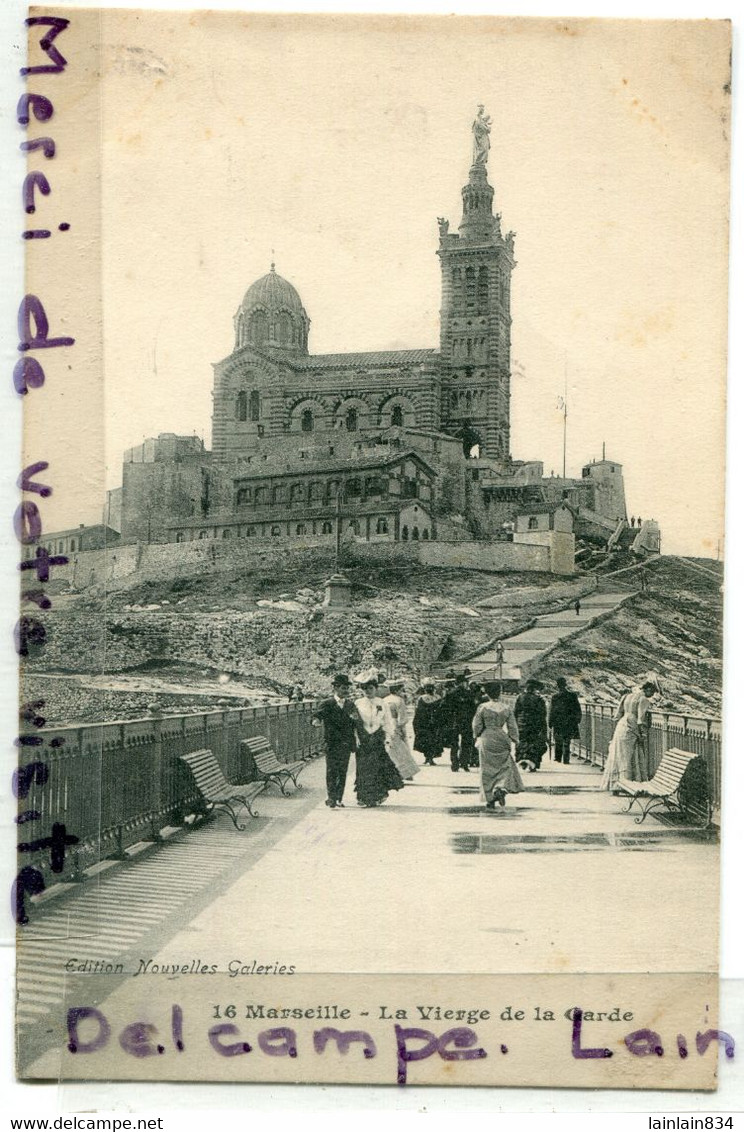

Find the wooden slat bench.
xmin=240 ymin=736 xmax=308 ymax=795
xmin=179 ymin=749 xmax=265 ymax=830
xmin=615 ymin=747 xmax=709 ymax=825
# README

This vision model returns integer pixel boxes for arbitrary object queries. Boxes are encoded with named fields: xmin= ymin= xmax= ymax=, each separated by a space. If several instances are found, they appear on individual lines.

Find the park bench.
xmin=179 ymin=748 xmax=265 ymax=830
xmin=240 ymin=736 xmax=308 ymax=795
xmin=615 ymin=747 xmax=709 ymax=825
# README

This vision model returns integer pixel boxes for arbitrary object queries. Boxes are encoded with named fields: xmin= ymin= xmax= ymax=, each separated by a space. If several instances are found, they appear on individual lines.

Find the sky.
xmin=30 ymin=12 xmax=730 ymax=556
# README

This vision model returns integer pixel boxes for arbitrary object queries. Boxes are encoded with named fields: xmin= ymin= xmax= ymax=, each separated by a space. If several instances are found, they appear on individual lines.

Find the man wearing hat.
xmin=311 ymin=674 xmax=359 ymax=808
xmin=445 ymin=672 xmax=479 ymax=772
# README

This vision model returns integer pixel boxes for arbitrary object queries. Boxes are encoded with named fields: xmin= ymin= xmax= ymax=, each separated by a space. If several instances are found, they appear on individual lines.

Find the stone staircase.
xmin=465 ymin=589 xmax=635 ymax=681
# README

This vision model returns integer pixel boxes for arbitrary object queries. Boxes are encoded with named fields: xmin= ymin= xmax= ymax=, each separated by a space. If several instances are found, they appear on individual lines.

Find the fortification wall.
xmin=51 ymin=528 xmax=564 ymax=596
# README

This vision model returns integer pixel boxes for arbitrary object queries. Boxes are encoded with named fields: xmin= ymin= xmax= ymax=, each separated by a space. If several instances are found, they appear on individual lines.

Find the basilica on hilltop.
xmin=92 ymin=109 xmax=640 ymax=567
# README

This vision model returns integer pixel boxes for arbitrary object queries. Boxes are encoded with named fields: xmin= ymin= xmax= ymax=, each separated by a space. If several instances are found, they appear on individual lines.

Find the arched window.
xmin=198 ymin=530 xmax=207 ymax=539
xmin=176 ymin=532 xmax=185 ymax=543
xmin=296 ymin=523 xmax=306 ymax=535
xmin=391 ymin=405 xmax=403 ymax=427
xmin=290 ymin=484 xmax=303 ymax=503
xmin=452 ymin=267 xmax=463 ymax=306
xmin=249 ymin=391 xmax=260 ymax=421
xmin=245 ymin=525 xmax=256 ymax=537
xmin=422 ymin=528 xmax=430 ymax=540
xmin=301 ymin=409 xmax=314 ymax=433
xmin=346 ymin=407 xmax=358 ymax=432
xmin=272 ymin=485 xmax=287 ymax=504
xmin=376 ymin=517 xmax=388 ymax=535
xmin=412 ymin=526 xmax=420 ymax=541
xmin=321 ymin=521 xmax=333 ymax=534
xmin=250 ymin=310 xmax=268 ymax=345
xmin=237 ymin=487 xmax=250 ymax=504
xmin=478 ymin=265 xmax=489 ymax=311
xmin=270 ymin=525 xmax=281 ymax=536
xmin=466 ymin=266 xmax=476 ymax=306
xmin=309 ymin=482 xmax=323 ymax=503
xmin=346 ymin=478 xmax=361 ymax=499
xmin=327 ymin=480 xmax=339 ymax=499
xmin=254 ymin=486 xmax=269 ymax=505
xmin=222 ymin=529 xmax=231 ymax=539
xmin=401 ymin=525 xmax=409 ymax=541
xmin=277 ymin=312 xmax=292 ymax=345
xmin=236 ymin=391 xmax=247 ymax=421
xmin=528 ymin=516 xmax=538 ymax=530
xmin=69 ymin=538 xmax=76 ymax=551
xmin=348 ymin=519 xmax=360 ymax=535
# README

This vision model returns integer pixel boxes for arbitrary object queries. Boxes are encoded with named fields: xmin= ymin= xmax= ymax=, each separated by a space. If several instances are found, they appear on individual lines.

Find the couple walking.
xmin=312 ymin=671 xmax=418 ymax=809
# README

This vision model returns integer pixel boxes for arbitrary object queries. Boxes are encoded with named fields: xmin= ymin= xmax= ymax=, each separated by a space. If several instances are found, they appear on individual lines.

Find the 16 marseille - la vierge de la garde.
xmin=32 ymin=109 xmax=660 ymax=584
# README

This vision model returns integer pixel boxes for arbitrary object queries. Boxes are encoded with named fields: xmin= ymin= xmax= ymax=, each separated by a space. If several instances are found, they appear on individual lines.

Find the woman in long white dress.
xmin=353 ymin=670 xmax=405 ymax=807
xmin=600 ymin=680 xmax=658 ymax=791
xmin=472 ymin=681 xmax=523 ymax=809
xmin=382 ymin=679 xmax=420 ymax=780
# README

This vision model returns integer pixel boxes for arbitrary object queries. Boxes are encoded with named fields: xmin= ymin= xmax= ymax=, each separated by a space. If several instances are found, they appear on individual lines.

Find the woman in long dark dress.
xmin=353 ymin=672 xmax=404 ymax=807
xmin=413 ymin=682 xmax=444 ymax=765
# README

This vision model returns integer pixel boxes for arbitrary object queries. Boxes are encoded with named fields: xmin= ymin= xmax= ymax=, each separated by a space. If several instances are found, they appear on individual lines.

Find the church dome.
xmin=235 ymin=264 xmax=310 ymax=354
xmin=241 ymin=267 xmax=305 ymax=316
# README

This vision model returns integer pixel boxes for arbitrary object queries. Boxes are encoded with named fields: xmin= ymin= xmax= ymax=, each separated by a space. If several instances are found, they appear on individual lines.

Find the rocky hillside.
xmin=25 ymin=563 xmax=587 ymax=724
xmin=532 ymin=558 xmax=723 ymax=715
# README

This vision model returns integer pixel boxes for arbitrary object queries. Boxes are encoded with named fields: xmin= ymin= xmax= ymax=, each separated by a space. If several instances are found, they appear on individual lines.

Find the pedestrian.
xmin=548 ymin=676 xmax=582 ymax=765
xmin=601 ymin=678 xmax=660 ymax=792
xmin=311 ymin=673 xmax=359 ymax=809
xmin=472 ymin=681 xmax=522 ymax=809
xmin=513 ymin=678 xmax=548 ymax=771
xmin=630 ymin=515 xmax=635 ymax=527
xmin=382 ymin=678 xmax=419 ymax=780
xmin=352 ymin=669 xmax=404 ymax=807
xmin=413 ymin=681 xmax=444 ymax=765
xmin=446 ymin=673 xmax=479 ymax=772
xmin=574 ymin=599 xmax=581 ymax=616
xmin=637 ymin=515 xmax=642 ymax=527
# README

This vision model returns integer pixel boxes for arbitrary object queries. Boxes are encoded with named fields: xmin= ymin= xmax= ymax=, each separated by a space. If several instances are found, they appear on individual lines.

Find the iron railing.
xmin=17 ymin=701 xmax=322 ymax=887
xmin=575 ymin=700 xmax=721 ymax=813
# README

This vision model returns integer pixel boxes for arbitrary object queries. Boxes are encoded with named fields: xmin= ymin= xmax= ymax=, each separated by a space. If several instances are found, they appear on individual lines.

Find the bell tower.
xmin=437 ymin=107 xmax=516 ymax=464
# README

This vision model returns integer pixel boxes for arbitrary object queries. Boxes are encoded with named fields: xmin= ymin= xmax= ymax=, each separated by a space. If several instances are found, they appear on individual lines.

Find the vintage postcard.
xmin=14 ymin=10 xmax=731 ymax=1088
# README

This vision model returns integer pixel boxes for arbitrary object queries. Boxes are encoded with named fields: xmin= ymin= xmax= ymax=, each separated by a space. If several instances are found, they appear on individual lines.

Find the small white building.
xmin=513 ymin=501 xmax=576 ymax=575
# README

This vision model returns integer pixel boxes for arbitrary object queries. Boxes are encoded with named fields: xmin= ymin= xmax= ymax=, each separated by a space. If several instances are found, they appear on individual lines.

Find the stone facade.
xmin=64 ymin=115 xmax=643 ymax=567
xmin=437 ymin=163 xmax=515 ymax=463
xmin=168 ymin=451 xmax=438 ymax=545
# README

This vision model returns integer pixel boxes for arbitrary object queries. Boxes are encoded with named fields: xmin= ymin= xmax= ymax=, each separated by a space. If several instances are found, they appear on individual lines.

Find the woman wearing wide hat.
xmin=352 ymin=669 xmax=405 ymax=807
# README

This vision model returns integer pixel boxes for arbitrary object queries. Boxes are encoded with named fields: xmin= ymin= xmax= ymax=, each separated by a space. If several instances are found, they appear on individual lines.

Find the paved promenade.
xmin=18 ymin=746 xmax=716 ymax=1073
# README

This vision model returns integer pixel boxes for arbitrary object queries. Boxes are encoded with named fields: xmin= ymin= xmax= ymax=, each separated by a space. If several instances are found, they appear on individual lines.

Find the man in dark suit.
xmin=311 ymin=674 xmax=359 ymax=808
xmin=548 ymin=676 xmax=582 ymax=765
xmin=445 ymin=672 xmax=479 ymax=772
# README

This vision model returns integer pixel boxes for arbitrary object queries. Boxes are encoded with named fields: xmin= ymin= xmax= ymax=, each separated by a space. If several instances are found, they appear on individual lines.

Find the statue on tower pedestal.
xmin=472 ymin=104 xmax=492 ymax=166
